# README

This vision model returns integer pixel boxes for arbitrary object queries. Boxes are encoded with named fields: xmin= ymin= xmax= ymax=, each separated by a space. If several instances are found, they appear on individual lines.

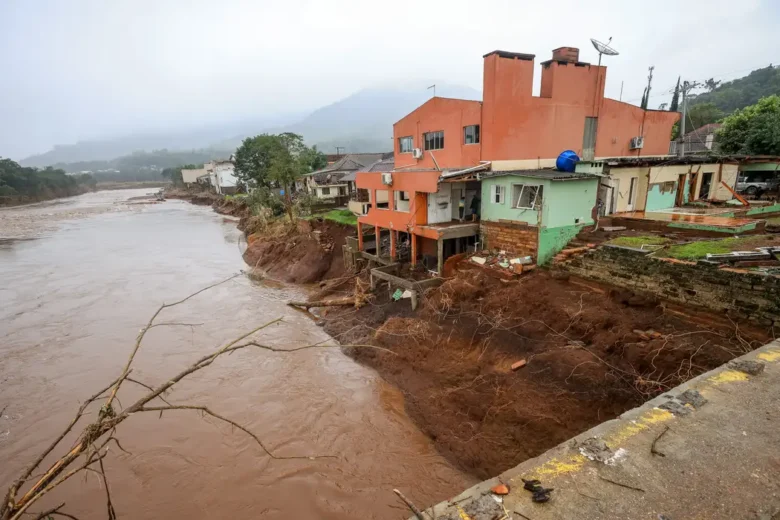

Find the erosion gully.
xmin=0 ymin=190 xmax=473 ymax=519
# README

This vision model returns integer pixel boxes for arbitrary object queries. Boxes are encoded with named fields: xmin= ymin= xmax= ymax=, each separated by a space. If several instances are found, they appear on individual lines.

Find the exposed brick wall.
xmin=480 ymin=220 xmax=538 ymax=256
xmin=560 ymin=246 xmax=780 ymax=327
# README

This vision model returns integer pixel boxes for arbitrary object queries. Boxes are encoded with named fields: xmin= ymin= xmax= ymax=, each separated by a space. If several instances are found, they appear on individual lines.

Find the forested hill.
xmin=690 ymin=65 xmax=780 ymax=112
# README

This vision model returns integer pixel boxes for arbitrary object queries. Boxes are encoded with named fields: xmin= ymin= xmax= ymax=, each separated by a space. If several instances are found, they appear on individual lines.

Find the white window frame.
xmin=511 ymin=183 xmax=543 ymax=210
xmin=398 ymin=136 xmax=414 ymax=154
xmin=490 ymin=184 xmax=505 ymax=204
xmin=321 ymin=187 xmax=331 ymax=196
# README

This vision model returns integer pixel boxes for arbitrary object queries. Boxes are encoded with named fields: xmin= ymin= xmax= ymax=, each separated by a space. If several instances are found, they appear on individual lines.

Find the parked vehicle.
xmin=736 ymin=172 xmax=780 ymax=197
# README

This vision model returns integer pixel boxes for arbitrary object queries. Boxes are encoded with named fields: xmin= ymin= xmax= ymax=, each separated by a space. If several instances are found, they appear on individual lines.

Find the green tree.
xmin=234 ymin=133 xmax=323 ymax=222
xmin=298 ymin=145 xmax=327 ymax=172
xmin=703 ymin=78 xmax=722 ymax=92
xmin=233 ymin=134 xmax=282 ymax=189
xmin=669 ymin=76 xmax=681 ymax=112
xmin=690 ymin=65 xmax=780 ymax=113
xmin=268 ymin=133 xmax=311 ymax=223
xmin=686 ymin=103 xmax=725 ymax=129
xmin=640 ymin=87 xmax=648 ymax=110
xmin=718 ymin=95 xmax=780 ymax=155
xmin=0 ymin=158 xmax=95 ymax=204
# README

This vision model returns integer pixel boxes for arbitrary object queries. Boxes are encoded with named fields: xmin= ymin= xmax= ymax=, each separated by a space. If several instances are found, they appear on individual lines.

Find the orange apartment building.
xmin=356 ymin=46 xmax=679 ymax=271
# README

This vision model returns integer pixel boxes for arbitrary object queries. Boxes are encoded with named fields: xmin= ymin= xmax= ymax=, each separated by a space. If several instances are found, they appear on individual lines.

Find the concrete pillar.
xmin=410 ymin=290 xmax=418 ymax=311
xmin=375 ymin=225 xmax=380 ymax=256
xmin=411 ymin=233 xmax=417 ymax=267
xmin=357 ymin=223 xmax=363 ymax=251
xmin=437 ymin=238 xmax=444 ymax=274
xmin=390 ymin=230 xmax=396 ymax=260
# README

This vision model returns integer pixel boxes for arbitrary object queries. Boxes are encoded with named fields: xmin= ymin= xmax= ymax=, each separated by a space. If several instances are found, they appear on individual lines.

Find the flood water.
xmin=0 ymin=190 xmax=473 ymax=519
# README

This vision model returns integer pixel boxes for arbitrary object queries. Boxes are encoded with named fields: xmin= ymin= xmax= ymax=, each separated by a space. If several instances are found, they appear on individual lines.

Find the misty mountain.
xmin=19 ymin=113 xmax=302 ymax=167
xmin=21 ymin=84 xmax=481 ymax=168
xmin=217 ymin=84 xmax=482 ymax=153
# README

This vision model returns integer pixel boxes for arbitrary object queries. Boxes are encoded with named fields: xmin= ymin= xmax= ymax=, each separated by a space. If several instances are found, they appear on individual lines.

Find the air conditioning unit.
xmin=629 ymin=136 xmax=645 ymax=150
xmin=381 ymin=172 xmax=393 ymax=186
xmin=412 ymin=148 xmax=423 ymax=159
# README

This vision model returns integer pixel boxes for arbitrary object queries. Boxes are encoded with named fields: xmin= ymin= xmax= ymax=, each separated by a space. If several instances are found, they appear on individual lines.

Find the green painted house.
xmin=479 ymin=170 xmax=599 ymax=264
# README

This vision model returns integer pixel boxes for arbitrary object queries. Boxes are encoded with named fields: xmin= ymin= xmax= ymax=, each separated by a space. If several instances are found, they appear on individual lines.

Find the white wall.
xmin=427 ymin=182 xmax=452 ymax=224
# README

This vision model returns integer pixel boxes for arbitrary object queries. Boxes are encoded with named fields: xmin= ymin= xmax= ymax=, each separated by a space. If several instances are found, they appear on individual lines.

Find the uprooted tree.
xmin=0 ymin=274 xmax=383 ymax=520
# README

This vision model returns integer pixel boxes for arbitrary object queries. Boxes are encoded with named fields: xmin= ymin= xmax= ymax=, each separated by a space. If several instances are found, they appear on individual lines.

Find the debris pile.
xmin=469 ymin=250 xmax=535 ymax=275
xmin=704 ymin=246 xmax=780 ymax=271
xmin=552 ymin=243 xmax=598 ymax=264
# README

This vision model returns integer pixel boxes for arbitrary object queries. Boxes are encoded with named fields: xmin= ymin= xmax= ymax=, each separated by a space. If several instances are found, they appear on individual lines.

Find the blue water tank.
xmin=556 ymin=150 xmax=580 ymax=172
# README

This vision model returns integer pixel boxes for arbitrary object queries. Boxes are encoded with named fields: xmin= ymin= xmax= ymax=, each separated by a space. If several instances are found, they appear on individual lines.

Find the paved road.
xmin=422 ymin=341 xmax=780 ymax=520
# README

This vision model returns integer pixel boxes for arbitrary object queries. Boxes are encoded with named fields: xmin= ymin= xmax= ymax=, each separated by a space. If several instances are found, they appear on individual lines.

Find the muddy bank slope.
xmin=243 ymin=218 xmax=355 ymax=284
xmin=322 ymin=268 xmax=769 ymax=480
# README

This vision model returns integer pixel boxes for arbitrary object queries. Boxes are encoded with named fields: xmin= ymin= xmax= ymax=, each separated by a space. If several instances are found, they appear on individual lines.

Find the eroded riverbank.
xmin=0 ymin=190 xmax=473 ymax=519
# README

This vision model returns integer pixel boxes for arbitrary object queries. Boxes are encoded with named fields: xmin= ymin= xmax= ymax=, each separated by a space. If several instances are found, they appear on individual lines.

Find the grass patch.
xmin=607 ymin=235 xmax=671 ymax=248
xmin=317 ymin=209 xmax=358 ymax=226
xmin=766 ymin=216 xmax=780 ymax=225
xmin=663 ymin=237 xmax=749 ymax=260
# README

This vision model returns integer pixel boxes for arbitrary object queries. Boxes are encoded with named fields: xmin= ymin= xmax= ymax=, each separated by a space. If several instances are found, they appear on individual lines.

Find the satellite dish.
xmin=590 ymin=37 xmax=619 ymax=67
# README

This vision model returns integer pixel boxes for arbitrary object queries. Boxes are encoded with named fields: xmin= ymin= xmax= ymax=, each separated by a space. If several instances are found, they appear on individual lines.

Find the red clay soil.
xmin=243 ymin=219 xmax=355 ymax=284
xmin=322 ymin=269 xmax=769 ymax=480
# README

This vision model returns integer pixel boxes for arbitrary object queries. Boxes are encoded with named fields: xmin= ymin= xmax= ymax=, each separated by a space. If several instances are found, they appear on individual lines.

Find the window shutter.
xmin=491 ymin=184 xmax=497 ymax=203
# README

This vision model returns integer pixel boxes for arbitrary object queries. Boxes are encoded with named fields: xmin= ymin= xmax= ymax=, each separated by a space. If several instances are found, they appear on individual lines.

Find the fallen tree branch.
xmin=30 ymin=503 xmax=80 ymax=520
xmin=598 ymin=475 xmax=645 ymax=493
xmin=287 ymin=297 xmax=356 ymax=309
xmin=393 ymin=489 xmax=427 ymax=520
xmin=0 ymin=275 xmax=346 ymax=520
xmin=137 ymin=405 xmax=335 ymax=460
xmin=651 ymin=425 xmax=670 ymax=457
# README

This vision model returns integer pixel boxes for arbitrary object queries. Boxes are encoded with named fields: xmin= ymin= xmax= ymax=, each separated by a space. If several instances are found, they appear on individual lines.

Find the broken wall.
xmin=561 ymin=246 xmax=780 ymax=327
xmin=480 ymin=220 xmax=538 ymax=257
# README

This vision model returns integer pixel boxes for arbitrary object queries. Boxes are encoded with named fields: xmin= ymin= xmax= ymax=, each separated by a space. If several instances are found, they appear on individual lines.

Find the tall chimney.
xmin=551 ymin=47 xmax=580 ymax=63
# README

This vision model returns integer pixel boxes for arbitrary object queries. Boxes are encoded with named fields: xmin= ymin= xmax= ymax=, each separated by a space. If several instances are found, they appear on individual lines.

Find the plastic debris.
xmin=491 ymin=484 xmax=510 ymax=495
xmin=522 ymin=479 xmax=553 ymax=503
xmin=392 ymin=288 xmax=403 ymax=301
xmin=471 ymin=256 xmax=487 ymax=265
xmin=511 ymin=359 xmax=527 ymax=371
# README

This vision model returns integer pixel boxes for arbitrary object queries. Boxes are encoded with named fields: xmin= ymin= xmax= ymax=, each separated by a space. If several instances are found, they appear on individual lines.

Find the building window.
xmin=375 ymin=189 xmax=389 ymax=209
xmin=321 ymin=187 xmax=330 ymax=196
xmin=398 ymin=136 xmax=414 ymax=153
xmin=423 ymin=131 xmax=444 ymax=151
xmin=490 ymin=184 xmax=505 ymax=204
xmin=395 ymin=191 xmax=411 ymax=212
xmin=464 ymin=125 xmax=480 ymax=145
xmin=512 ymin=184 xmax=543 ymax=209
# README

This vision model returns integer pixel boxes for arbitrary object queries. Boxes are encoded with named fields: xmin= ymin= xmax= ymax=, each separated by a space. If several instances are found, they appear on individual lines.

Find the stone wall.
xmin=480 ymin=220 xmax=538 ymax=257
xmin=560 ymin=246 xmax=780 ymax=327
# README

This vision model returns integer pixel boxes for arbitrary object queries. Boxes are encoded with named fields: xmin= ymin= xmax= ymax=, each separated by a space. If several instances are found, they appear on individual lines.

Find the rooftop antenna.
xmin=590 ymin=37 xmax=619 ymax=67
xmin=427 ymin=84 xmax=436 ymax=98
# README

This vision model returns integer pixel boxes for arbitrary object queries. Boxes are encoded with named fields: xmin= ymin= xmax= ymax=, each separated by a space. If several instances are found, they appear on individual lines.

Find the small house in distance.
xmin=479 ymin=170 xmax=599 ymax=264
xmin=300 ymin=153 xmax=392 ymax=203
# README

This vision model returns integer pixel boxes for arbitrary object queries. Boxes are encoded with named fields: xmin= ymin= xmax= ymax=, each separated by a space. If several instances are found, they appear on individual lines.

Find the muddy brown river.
xmin=0 ymin=190 xmax=473 ymax=519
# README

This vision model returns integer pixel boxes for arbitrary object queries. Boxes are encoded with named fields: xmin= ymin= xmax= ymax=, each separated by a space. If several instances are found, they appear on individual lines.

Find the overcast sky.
xmin=1 ymin=0 xmax=778 ymax=160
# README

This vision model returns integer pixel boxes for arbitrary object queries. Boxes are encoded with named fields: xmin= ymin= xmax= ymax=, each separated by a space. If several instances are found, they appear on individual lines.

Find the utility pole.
xmin=678 ymin=80 xmax=701 ymax=157
xmin=642 ymin=66 xmax=654 ymax=109
xmin=427 ymin=84 xmax=436 ymax=98
xmin=335 ymin=146 xmax=344 ymax=157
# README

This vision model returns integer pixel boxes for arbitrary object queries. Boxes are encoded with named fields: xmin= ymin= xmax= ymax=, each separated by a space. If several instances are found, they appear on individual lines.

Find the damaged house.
xmin=354 ymin=45 xmax=679 ymax=271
